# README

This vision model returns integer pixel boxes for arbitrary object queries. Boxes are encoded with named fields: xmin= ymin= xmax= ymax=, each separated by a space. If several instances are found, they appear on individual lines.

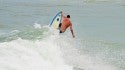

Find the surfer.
xmin=59 ymin=11 xmax=75 ymax=38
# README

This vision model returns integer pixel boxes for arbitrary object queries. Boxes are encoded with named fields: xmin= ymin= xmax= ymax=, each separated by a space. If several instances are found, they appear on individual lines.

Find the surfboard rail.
xmin=49 ymin=11 xmax=62 ymax=29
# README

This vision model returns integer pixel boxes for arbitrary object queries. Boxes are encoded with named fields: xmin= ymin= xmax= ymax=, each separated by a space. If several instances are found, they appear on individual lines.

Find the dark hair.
xmin=67 ymin=15 xmax=70 ymax=18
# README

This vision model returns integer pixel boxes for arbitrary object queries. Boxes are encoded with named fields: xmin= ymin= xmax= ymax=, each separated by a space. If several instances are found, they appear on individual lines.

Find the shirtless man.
xmin=59 ymin=11 xmax=75 ymax=38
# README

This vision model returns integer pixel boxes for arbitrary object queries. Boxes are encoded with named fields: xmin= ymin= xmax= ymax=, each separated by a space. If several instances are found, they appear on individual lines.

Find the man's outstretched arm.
xmin=70 ymin=24 xmax=75 ymax=38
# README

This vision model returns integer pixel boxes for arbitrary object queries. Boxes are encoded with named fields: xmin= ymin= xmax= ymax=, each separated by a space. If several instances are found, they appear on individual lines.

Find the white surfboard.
xmin=49 ymin=11 xmax=62 ymax=29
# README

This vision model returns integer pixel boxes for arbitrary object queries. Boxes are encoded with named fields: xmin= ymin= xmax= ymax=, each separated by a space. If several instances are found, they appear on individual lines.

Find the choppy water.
xmin=0 ymin=0 xmax=125 ymax=70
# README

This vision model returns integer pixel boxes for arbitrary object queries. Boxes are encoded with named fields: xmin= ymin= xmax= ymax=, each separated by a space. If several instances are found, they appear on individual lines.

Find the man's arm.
xmin=70 ymin=24 xmax=75 ymax=38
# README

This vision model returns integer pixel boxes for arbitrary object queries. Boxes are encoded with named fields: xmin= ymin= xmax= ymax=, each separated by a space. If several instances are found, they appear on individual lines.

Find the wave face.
xmin=0 ymin=23 xmax=122 ymax=70
xmin=0 ymin=24 xmax=73 ymax=70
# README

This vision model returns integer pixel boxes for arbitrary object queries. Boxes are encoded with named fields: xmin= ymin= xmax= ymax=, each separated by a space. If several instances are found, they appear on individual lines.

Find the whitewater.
xmin=0 ymin=23 xmax=119 ymax=70
xmin=0 ymin=24 xmax=73 ymax=70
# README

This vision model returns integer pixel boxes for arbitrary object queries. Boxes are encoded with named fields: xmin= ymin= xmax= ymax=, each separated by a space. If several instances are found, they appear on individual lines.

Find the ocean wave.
xmin=0 ymin=36 xmax=73 ymax=70
xmin=0 ymin=24 xmax=121 ymax=70
xmin=0 ymin=23 xmax=50 ymax=42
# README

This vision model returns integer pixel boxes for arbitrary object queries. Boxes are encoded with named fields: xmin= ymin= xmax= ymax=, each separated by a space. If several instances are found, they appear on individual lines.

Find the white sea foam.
xmin=33 ymin=23 xmax=42 ymax=29
xmin=0 ymin=25 xmax=120 ymax=70
xmin=55 ymin=36 xmax=118 ymax=70
xmin=0 ymin=35 xmax=73 ymax=70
